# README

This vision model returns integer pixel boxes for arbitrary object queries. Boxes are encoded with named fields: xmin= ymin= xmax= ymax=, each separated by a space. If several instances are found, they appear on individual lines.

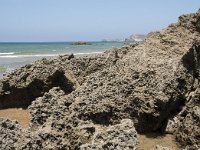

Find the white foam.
xmin=0 ymin=52 xmax=103 ymax=58
xmin=0 ymin=54 xmax=59 ymax=58
xmin=0 ymin=55 xmax=19 ymax=58
xmin=31 ymin=54 xmax=59 ymax=57
xmin=0 ymin=52 xmax=15 ymax=55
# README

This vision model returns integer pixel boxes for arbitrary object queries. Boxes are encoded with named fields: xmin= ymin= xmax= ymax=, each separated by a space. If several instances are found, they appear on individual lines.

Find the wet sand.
xmin=0 ymin=108 xmax=29 ymax=128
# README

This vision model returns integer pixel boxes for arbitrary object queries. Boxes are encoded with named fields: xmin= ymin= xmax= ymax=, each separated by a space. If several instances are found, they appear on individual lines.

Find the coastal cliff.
xmin=0 ymin=10 xmax=200 ymax=149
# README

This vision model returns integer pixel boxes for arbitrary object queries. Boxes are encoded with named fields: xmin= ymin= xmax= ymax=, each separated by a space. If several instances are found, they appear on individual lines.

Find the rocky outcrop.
xmin=11 ymin=87 xmax=138 ymax=149
xmin=0 ymin=10 xmax=200 ymax=149
xmin=71 ymin=41 xmax=91 ymax=45
xmin=0 ymin=46 xmax=133 ymax=109
xmin=64 ymin=10 xmax=200 ymax=134
xmin=0 ymin=55 xmax=75 ymax=109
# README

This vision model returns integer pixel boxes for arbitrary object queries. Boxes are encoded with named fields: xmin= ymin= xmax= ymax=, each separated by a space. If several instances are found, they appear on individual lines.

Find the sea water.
xmin=0 ymin=42 xmax=125 ymax=77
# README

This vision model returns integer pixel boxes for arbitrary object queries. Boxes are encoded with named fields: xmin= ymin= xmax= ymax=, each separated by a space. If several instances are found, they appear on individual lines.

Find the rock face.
xmin=0 ymin=11 xmax=200 ymax=149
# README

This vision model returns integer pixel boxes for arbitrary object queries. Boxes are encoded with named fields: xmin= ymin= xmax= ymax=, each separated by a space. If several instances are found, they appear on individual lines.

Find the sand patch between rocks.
xmin=0 ymin=108 xmax=29 ymax=128
xmin=139 ymin=133 xmax=182 ymax=150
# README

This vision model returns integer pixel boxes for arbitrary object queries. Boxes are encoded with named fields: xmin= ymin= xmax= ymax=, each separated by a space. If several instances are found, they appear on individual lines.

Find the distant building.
xmin=125 ymin=34 xmax=146 ymax=43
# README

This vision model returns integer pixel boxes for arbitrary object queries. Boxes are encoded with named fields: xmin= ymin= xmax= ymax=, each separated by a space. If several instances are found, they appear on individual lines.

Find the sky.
xmin=0 ymin=0 xmax=200 ymax=42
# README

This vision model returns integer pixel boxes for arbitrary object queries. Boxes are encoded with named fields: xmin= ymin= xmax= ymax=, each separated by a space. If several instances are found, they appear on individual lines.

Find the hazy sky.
xmin=0 ymin=0 xmax=200 ymax=42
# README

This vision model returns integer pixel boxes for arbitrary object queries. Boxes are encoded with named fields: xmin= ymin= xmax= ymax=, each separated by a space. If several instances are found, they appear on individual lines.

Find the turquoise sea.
xmin=0 ymin=42 xmax=125 ymax=77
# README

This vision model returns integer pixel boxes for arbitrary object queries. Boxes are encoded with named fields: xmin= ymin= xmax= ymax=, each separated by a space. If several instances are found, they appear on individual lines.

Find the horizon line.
xmin=0 ymin=41 xmax=127 ymax=43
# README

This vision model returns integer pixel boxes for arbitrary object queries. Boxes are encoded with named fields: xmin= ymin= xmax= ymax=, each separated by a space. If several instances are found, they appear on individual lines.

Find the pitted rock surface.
xmin=0 ymin=118 xmax=24 ymax=150
xmin=80 ymin=119 xmax=138 ymax=150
